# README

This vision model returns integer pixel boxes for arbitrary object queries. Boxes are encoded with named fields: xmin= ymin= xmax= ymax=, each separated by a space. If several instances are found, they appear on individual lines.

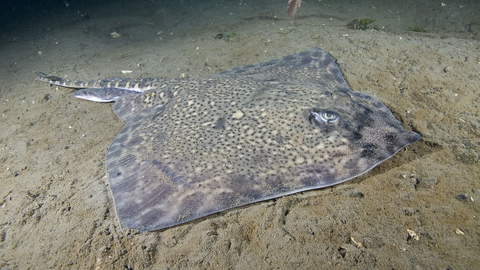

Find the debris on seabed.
xmin=407 ymin=229 xmax=419 ymax=241
xmin=455 ymin=228 xmax=465 ymax=236
xmin=350 ymin=235 xmax=362 ymax=247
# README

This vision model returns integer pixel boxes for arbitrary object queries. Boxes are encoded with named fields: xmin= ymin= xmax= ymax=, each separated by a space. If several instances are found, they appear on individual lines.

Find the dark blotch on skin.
xmin=301 ymin=55 xmax=313 ymax=66
xmin=350 ymin=131 xmax=363 ymax=141
xmin=384 ymin=132 xmax=400 ymax=154
xmin=214 ymin=117 xmax=226 ymax=129
xmin=127 ymin=136 xmax=143 ymax=148
xmin=360 ymin=144 xmax=377 ymax=158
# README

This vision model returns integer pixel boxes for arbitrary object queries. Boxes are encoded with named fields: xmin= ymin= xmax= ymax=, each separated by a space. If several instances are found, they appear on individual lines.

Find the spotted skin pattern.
xmin=36 ymin=48 xmax=420 ymax=232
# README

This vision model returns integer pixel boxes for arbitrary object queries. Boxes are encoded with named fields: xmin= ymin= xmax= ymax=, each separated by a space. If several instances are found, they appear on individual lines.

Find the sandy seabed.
xmin=0 ymin=0 xmax=479 ymax=269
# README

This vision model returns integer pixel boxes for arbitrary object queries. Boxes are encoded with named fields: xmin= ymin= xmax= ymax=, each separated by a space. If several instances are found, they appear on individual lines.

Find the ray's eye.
xmin=320 ymin=111 xmax=339 ymax=124
xmin=309 ymin=110 xmax=340 ymax=125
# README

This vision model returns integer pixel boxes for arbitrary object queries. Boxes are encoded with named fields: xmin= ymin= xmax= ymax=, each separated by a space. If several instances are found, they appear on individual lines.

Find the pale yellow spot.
xmin=295 ymin=156 xmax=305 ymax=164
xmin=328 ymin=135 xmax=337 ymax=142
xmin=232 ymin=110 xmax=244 ymax=119
xmin=315 ymin=142 xmax=325 ymax=149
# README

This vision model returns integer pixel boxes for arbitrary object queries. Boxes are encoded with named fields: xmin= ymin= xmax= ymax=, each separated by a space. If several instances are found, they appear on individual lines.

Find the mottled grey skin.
xmin=36 ymin=48 xmax=420 ymax=232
